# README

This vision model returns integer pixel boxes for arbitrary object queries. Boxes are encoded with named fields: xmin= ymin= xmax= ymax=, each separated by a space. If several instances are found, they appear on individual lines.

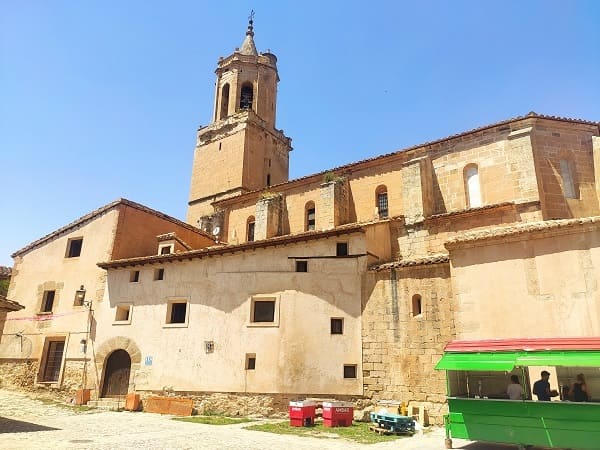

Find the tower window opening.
xmin=464 ymin=164 xmax=482 ymax=208
xmin=560 ymin=158 xmax=577 ymax=199
xmin=305 ymin=202 xmax=316 ymax=231
xmin=247 ymin=216 xmax=255 ymax=242
xmin=376 ymin=185 xmax=388 ymax=218
xmin=266 ymin=174 xmax=271 ymax=187
xmin=219 ymin=83 xmax=230 ymax=120
xmin=240 ymin=83 xmax=253 ymax=110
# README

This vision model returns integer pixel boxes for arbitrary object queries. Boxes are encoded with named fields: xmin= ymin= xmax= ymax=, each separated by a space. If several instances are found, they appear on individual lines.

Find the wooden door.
xmin=101 ymin=349 xmax=131 ymax=397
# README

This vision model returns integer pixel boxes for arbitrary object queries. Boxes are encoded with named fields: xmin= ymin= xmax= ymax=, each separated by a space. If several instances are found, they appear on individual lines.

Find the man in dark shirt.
xmin=533 ymin=370 xmax=553 ymax=401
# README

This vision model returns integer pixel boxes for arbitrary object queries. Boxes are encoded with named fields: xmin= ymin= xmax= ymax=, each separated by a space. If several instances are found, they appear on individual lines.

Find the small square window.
xmin=204 ymin=341 xmax=215 ymax=353
xmin=343 ymin=365 xmax=357 ymax=379
xmin=66 ymin=238 xmax=83 ymax=258
xmin=160 ymin=245 xmax=172 ymax=255
xmin=252 ymin=301 xmax=275 ymax=322
xmin=248 ymin=296 xmax=280 ymax=328
xmin=41 ymin=290 xmax=56 ymax=313
xmin=130 ymin=271 xmax=140 ymax=282
xmin=246 ymin=353 xmax=256 ymax=370
xmin=296 ymin=260 xmax=308 ymax=272
xmin=331 ymin=318 xmax=344 ymax=335
xmin=164 ymin=299 xmax=189 ymax=328
xmin=154 ymin=268 xmax=164 ymax=281
xmin=336 ymin=242 xmax=348 ymax=256
xmin=114 ymin=304 xmax=132 ymax=323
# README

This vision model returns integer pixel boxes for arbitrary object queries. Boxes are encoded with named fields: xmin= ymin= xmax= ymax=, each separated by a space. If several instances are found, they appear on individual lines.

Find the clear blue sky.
xmin=1 ymin=1 xmax=599 ymax=266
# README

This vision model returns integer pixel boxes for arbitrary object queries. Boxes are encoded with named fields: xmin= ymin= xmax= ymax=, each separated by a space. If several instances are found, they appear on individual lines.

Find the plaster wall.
xmin=0 ymin=210 xmax=119 ymax=384
xmin=96 ymin=235 xmax=366 ymax=396
xmin=112 ymin=205 xmax=213 ymax=260
xmin=448 ymin=226 xmax=600 ymax=339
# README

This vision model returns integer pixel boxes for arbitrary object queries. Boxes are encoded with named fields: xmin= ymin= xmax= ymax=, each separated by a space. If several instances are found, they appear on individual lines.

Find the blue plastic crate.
xmin=370 ymin=412 xmax=415 ymax=433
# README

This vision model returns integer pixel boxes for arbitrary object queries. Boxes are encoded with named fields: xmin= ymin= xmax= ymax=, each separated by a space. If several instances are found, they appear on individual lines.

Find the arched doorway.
xmin=101 ymin=349 xmax=131 ymax=397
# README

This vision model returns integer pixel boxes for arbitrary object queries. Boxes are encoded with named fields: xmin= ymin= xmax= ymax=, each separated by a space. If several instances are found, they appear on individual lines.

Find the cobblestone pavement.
xmin=0 ymin=390 xmax=520 ymax=450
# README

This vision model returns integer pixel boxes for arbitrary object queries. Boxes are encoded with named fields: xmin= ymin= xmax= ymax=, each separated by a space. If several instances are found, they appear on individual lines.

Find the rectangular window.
xmin=247 ymin=222 xmax=255 ymax=242
xmin=41 ymin=290 xmax=56 ymax=313
xmin=114 ymin=304 xmax=132 ymax=323
xmin=66 ymin=238 xmax=83 ymax=258
xmin=307 ymin=208 xmax=316 ymax=231
xmin=336 ymin=242 xmax=348 ymax=256
xmin=343 ymin=365 xmax=357 ymax=379
xmin=41 ymin=339 xmax=65 ymax=382
xmin=331 ymin=318 xmax=344 ymax=335
xmin=252 ymin=300 xmax=275 ymax=322
xmin=295 ymin=260 xmax=308 ymax=272
xmin=377 ymin=193 xmax=389 ymax=218
xmin=130 ymin=270 xmax=140 ymax=282
xmin=164 ymin=299 xmax=189 ymax=327
xmin=154 ymin=268 xmax=164 ymax=281
xmin=160 ymin=245 xmax=172 ymax=255
xmin=246 ymin=353 xmax=256 ymax=370
xmin=169 ymin=303 xmax=187 ymax=324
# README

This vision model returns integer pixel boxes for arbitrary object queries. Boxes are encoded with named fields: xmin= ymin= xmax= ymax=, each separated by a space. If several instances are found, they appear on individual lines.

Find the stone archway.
xmin=95 ymin=337 xmax=141 ymax=397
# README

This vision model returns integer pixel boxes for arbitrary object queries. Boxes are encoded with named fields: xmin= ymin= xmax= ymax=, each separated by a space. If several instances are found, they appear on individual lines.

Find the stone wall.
xmin=0 ymin=358 xmax=84 ymax=395
xmin=136 ymin=390 xmax=371 ymax=418
xmin=362 ymin=263 xmax=455 ymax=425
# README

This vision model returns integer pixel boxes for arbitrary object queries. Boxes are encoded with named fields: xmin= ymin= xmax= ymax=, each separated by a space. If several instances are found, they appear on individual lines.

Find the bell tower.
xmin=187 ymin=15 xmax=292 ymax=224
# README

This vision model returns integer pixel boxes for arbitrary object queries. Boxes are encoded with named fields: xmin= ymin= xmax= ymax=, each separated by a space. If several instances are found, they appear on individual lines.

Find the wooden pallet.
xmin=368 ymin=424 xmax=414 ymax=436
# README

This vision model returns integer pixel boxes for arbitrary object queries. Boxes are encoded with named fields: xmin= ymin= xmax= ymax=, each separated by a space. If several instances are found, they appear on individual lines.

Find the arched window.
xmin=375 ymin=185 xmax=388 ymax=218
xmin=246 ymin=216 xmax=255 ymax=242
xmin=412 ymin=294 xmax=422 ymax=317
xmin=305 ymin=201 xmax=316 ymax=231
xmin=464 ymin=164 xmax=482 ymax=208
xmin=559 ymin=159 xmax=577 ymax=199
xmin=240 ymin=83 xmax=253 ymax=110
xmin=219 ymin=84 xmax=230 ymax=120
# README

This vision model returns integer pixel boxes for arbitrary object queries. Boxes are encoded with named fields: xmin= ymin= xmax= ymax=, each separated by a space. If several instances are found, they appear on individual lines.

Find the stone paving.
xmin=0 ymin=389 xmax=519 ymax=450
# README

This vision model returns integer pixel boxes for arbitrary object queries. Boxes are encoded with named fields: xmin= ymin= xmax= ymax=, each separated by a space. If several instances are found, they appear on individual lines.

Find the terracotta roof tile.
xmin=370 ymin=254 xmax=449 ymax=271
xmin=99 ymin=223 xmax=367 ymax=269
xmin=445 ymin=216 xmax=600 ymax=248
xmin=0 ymin=294 xmax=25 ymax=312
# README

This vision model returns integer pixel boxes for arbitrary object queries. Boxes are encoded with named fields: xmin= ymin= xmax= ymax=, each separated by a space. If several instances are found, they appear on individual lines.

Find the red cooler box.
xmin=289 ymin=400 xmax=316 ymax=427
xmin=323 ymin=401 xmax=353 ymax=427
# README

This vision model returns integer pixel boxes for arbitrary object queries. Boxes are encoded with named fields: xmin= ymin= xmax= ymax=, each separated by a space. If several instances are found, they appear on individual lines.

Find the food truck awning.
xmin=436 ymin=349 xmax=600 ymax=371
xmin=435 ymin=352 xmax=517 ymax=371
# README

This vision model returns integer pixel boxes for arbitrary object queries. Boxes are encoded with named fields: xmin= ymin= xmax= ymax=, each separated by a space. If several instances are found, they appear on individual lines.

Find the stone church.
xmin=1 ymin=19 xmax=599 ymax=423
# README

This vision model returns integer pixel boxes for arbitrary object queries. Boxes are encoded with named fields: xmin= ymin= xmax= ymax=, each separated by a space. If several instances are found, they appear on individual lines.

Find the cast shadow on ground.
xmin=0 ymin=416 xmax=59 ymax=433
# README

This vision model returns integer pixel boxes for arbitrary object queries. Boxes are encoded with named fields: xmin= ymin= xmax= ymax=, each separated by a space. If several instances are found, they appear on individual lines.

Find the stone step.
xmin=87 ymin=399 xmax=125 ymax=411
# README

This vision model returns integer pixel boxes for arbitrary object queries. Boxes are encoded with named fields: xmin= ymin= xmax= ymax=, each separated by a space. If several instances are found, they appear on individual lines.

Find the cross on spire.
xmin=247 ymin=10 xmax=255 ymax=35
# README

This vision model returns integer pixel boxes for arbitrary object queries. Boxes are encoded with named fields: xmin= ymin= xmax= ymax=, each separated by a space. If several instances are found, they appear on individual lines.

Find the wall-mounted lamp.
xmin=75 ymin=285 xmax=91 ymax=308
xmin=75 ymin=285 xmax=86 ymax=304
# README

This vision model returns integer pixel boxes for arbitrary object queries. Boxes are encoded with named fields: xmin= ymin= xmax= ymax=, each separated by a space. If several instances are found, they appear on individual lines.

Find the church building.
xmin=1 ymin=19 xmax=599 ymax=424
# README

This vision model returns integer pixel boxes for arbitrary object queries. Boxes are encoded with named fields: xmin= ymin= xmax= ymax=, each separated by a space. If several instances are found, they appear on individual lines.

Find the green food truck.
xmin=436 ymin=337 xmax=600 ymax=450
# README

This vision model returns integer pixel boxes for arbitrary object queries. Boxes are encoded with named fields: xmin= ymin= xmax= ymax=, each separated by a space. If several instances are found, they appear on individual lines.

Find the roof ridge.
xmin=12 ymin=198 xmax=213 ymax=258
xmin=215 ymin=113 xmax=599 ymax=206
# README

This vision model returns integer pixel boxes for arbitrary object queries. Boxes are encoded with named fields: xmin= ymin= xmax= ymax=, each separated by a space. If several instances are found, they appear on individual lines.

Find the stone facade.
xmin=2 ymin=22 xmax=600 ymax=427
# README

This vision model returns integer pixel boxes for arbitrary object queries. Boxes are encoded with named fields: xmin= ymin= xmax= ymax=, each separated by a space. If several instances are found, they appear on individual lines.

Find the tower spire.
xmin=239 ymin=10 xmax=258 ymax=56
